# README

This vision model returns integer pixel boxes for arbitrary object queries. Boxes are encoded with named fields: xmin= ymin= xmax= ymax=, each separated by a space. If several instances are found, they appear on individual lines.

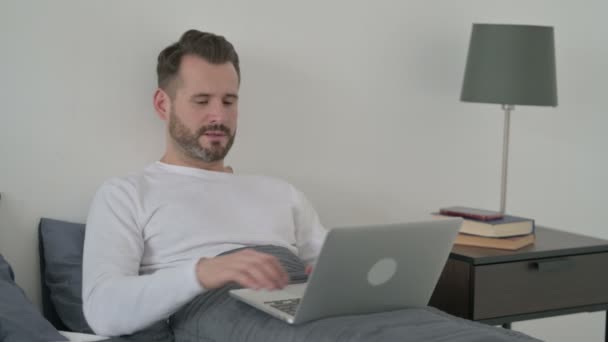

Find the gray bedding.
xmin=0 ymin=254 xmax=68 ymax=342
xmin=102 ymin=246 xmax=541 ymax=342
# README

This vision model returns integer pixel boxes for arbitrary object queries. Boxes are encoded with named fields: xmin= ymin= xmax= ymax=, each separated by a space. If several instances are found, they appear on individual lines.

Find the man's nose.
xmin=206 ymin=100 xmax=227 ymax=124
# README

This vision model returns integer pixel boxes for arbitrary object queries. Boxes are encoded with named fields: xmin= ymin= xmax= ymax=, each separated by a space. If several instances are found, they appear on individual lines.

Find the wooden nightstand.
xmin=429 ymin=226 xmax=608 ymax=341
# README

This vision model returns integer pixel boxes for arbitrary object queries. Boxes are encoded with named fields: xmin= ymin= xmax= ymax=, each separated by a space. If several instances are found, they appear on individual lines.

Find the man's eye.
xmin=196 ymin=101 xmax=208 ymax=105
xmin=223 ymin=101 xmax=234 ymax=106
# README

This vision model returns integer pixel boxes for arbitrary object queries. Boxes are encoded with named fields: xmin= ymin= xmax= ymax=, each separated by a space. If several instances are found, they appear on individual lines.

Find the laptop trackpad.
xmin=282 ymin=283 xmax=307 ymax=297
xmin=266 ymin=283 xmax=307 ymax=300
xmin=231 ymin=283 xmax=307 ymax=302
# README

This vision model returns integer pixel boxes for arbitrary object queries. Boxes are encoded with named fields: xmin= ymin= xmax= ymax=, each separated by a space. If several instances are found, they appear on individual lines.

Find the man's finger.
xmin=239 ymin=251 xmax=288 ymax=286
xmin=242 ymin=265 xmax=278 ymax=289
xmin=243 ymin=255 xmax=287 ymax=288
xmin=256 ymin=260 xmax=288 ymax=288
xmin=233 ymin=271 xmax=262 ymax=289
xmin=305 ymin=265 xmax=313 ymax=275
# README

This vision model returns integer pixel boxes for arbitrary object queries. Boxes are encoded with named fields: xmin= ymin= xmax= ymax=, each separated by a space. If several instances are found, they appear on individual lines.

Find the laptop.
xmin=229 ymin=218 xmax=463 ymax=324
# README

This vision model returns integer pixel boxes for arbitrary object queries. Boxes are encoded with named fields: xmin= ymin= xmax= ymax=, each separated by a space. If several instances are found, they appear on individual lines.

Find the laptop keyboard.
xmin=264 ymin=298 xmax=301 ymax=316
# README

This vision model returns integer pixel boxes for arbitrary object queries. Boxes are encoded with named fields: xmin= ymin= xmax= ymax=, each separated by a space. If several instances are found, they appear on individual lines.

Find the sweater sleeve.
xmin=290 ymin=186 xmax=328 ymax=265
xmin=82 ymin=179 xmax=204 ymax=336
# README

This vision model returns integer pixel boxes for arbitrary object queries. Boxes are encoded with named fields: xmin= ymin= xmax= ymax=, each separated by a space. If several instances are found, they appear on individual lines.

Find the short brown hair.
xmin=156 ymin=30 xmax=240 ymax=95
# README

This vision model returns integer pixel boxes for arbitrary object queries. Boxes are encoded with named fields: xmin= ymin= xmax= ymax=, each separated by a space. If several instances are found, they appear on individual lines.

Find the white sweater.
xmin=82 ymin=162 xmax=327 ymax=336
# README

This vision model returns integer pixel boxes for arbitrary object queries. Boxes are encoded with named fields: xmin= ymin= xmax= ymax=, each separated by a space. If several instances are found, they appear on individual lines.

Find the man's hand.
xmin=305 ymin=264 xmax=313 ymax=275
xmin=196 ymin=249 xmax=289 ymax=290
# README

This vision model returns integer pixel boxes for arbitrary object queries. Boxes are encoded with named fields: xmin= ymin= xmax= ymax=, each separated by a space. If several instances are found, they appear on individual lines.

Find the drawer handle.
xmin=532 ymin=258 xmax=574 ymax=272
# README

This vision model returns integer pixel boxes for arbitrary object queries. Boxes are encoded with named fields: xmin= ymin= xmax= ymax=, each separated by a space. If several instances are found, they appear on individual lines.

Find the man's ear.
xmin=153 ymin=88 xmax=171 ymax=121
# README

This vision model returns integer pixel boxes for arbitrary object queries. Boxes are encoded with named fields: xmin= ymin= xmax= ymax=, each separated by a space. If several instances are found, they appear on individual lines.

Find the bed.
xmin=1 ymin=217 xmax=540 ymax=341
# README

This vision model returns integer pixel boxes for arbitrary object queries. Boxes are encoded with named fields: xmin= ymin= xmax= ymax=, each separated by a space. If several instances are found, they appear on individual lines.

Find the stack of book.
xmin=433 ymin=206 xmax=535 ymax=250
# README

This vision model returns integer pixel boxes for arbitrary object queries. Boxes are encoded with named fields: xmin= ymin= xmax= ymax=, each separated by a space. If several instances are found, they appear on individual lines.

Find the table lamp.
xmin=460 ymin=23 xmax=558 ymax=214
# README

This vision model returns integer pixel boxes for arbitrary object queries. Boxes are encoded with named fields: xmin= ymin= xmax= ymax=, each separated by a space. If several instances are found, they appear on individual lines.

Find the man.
xmin=83 ymin=30 xmax=538 ymax=342
xmin=82 ymin=29 xmax=327 ymax=337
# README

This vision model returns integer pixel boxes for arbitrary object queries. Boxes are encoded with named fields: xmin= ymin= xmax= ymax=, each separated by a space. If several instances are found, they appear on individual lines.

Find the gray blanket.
xmin=104 ymin=245 xmax=541 ymax=342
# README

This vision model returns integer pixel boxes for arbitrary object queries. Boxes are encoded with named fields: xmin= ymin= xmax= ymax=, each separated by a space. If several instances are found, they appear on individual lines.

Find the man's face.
xmin=167 ymin=55 xmax=239 ymax=163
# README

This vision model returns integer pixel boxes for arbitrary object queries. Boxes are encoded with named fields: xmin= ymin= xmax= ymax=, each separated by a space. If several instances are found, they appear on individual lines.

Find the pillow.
xmin=0 ymin=254 xmax=68 ymax=341
xmin=39 ymin=218 xmax=93 ymax=333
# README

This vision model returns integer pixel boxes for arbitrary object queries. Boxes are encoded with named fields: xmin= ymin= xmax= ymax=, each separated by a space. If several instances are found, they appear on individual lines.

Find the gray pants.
xmin=104 ymin=246 xmax=540 ymax=342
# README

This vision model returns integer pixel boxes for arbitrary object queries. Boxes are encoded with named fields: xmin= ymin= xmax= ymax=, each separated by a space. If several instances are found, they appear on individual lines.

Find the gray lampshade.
xmin=461 ymin=24 xmax=558 ymax=106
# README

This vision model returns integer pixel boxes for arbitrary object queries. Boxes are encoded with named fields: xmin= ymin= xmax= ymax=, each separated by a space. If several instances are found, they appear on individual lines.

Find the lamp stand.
xmin=499 ymin=104 xmax=514 ymax=214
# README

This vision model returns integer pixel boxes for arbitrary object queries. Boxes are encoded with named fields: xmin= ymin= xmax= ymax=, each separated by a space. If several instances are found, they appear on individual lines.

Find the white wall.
xmin=1 ymin=1 xmax=606 ymax=340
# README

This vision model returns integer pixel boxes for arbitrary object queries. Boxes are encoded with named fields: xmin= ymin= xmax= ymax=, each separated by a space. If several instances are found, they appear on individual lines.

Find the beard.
xmin=168 ymin=109 xmax=236 ymax=163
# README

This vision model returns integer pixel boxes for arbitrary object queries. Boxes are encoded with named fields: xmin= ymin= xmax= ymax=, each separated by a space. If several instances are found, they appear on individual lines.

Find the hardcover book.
xmin=433 ymin=213 xmax=534 ymax=238
xmin=454 ymin=233 xmax=535 ymax=250
xmin=439 ymin=206 xmax=504 ymax=221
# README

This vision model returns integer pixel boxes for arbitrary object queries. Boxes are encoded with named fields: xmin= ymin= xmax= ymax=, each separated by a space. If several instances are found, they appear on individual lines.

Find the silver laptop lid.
xmin=293 ymin=218 xmax=462 ymax=323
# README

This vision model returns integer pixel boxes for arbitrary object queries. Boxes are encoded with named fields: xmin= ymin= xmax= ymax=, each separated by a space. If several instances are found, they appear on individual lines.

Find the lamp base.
xmin=499 ymin=104 xmax=514 ymax=214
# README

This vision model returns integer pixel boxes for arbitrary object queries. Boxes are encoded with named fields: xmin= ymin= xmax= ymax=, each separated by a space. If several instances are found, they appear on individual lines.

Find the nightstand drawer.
xmin=473 ymin=252 xmax=608 ymax=320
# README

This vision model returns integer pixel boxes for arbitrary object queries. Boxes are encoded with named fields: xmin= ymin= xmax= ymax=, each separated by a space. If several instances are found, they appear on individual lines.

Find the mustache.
xmin=197 ymin=124 xmax=232 ymax=137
